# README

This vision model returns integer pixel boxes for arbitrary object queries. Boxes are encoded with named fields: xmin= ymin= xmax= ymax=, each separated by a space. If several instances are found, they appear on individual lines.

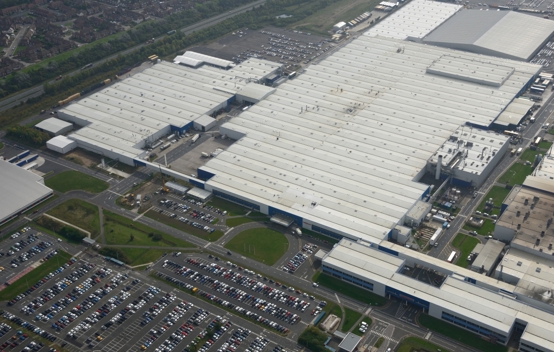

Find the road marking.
xmin=335 ymin=293 xmax=340 ymax=304
xmin=224 ymin=228 xmax=234 ymax=235
xmin=24 ymin=217 xmax=33 ymax=221
xmin=108 ymin=190 xmax=124 ymax=197
xmin=425 ymin=331 xmax=432 ymax=340
xmin=204 ymin=243 xmax=210 ymax=248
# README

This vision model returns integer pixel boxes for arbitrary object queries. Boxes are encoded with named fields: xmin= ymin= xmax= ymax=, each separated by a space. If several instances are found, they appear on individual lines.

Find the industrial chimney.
xmin=435 ymin=155 xmax=443 ymax=180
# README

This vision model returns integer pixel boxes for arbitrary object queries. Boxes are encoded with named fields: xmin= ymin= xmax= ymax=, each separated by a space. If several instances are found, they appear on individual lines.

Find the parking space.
xmin=189 ymin=26 xmax=333 ymax=69
xmin=278 ymin=243 xmax=318 ymax=275
xmin=154 ymin=256 xmax=320 ymax=336
xmin=0 ymin=228 xmax=68 ymax=284
xmin=0 ymin=317 xmax=50 ymax=352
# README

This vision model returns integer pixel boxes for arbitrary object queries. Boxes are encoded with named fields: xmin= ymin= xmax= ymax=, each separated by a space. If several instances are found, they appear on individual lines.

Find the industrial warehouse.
xmin=0 ymin=160 xmax=53 ymax=226
xmin=44 ymin=0 xmax=554 ymax=349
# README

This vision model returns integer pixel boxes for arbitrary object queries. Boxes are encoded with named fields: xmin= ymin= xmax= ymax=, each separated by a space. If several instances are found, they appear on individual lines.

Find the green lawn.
xmin=45 ymin=170 xmax=109 ymax=193
xmin=0 ymin=141 xmax=3 ymax=149
xmin=116 ymin=247 xmax=166 ymax=267
xmin=464 ymin=219 xmax=495 ymax=237
xmin=144 ymin=210 xmax=224 ymax=242
xmin=313 ymin=272 xmax=386 ymax=306
xmin=397 ymin=337 xmax=450 ymax=352
xmin=328 ymin=304 xmax=342 ymax=318
xmin=477 ymin=186 xmax=511 ymax=215
xmin=341 ymin=307 xmax=362 ymax=332
xmin=224 ymin=228 xmax=289 ymax=265
xmin=207 ymin=197 xmax=248 ymax=216
xmin=302 ymin=228 xmax=340 ymax=245
xmin=539 ymin=140 xmax=553 ymax=150
xmin=520 ymin=148 xmax=539 ymax=163
xmin=47 ymin=199 xmax=100 ymax=236
xmin=0 ymin=251 xmax=72 ymax=301
xmin=104 ymin=210 xmax=195 ymax=248
xmin=226 ymin=217 xmax=256 ymax=227
xmin=418 ymin=314 xmax=507 ymax=352
xmin=351 ymin=317 xmax=373 ymax=336
xmin=452 ymin=234 xmax=480 ymax=268
xmin=497 ymin=163 xmax=534 ymax=186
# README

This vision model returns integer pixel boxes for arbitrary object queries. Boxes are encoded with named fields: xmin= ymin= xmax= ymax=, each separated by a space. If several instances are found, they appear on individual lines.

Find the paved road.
xmin=0 ymin=0 xmax=267 ymax=113
xmin=4 ymin=25 xmax=28 ymax=58
xmin=429 ymin=91 xmax=554 ymax=258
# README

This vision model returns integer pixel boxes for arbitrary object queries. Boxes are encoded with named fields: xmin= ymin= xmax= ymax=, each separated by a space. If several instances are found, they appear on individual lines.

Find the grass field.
xmin=144 ymin=210 xmax=224 ymax=242
xmin=104 ymin=210 xmax=194 ymax=248
xmin=313 ymin=272 xmax=386 ymax=306
xmin=539 ymin=140 xmax=553 ymax=150
xmin=47 ymin=199 xmax=100 ymax=236
xmin=224 ymin=228 xmax=288 ymax=265
xmin=289 ymin=0 xmax=381 ymax=35
xmin=351 ymin=317 xmax=373 ymax=336
xmin=464 ymin=219 xmax=495 ymax=237
xmin=116 ymin=248 xmax=166 ymax=267
xmin=0 ymin=141 xmax=3 ymax=149
xmin=396 ymin=337 xmax=450 ymax=352
xmin=45 ymin=171 xmax=109 ymax=193
xmin=207 ymin=197 xmax=248 ymax=216
xmin=418 ymin=314 xmax=507 ymax=352
xmin=477 ymin=186 xmax=511 ymax=215
xmin=452 ymin=234 xmax=480 ymax=268
xmin=520 ymin=148 xmax=539 ymax=163
xmin=0 ymin=251 xmax=72 ymax=301
xmin=341 ymin=307 xmax=362 ymax=332
xmin=498 ymin=163 xmax=534 ymax=185
xmin=329 ymin=304 xmax=342 ymax=318
xmin=226 ymin=217 xmax=256 ymax=227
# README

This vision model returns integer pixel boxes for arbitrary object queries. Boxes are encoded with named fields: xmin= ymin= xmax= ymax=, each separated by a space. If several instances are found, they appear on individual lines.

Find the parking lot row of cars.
xmin=1 ymin=311 xmax=58 ymax=343
xmin=216 ymin=327 xmax=250 ymax=352
xmin=8 ymin=238 xmax=55 ymax=269
xmin=8 ymin=257 xmax=79 ymax=306
xmin=153 ymin=206 xmax=218 ymax=234
xmin=281 ymin=252 xmax=308 ymax=274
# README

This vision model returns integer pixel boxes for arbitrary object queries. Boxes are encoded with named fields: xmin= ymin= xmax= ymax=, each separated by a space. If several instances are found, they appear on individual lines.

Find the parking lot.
xmin=0 ymin=228 xmax=72 ymax=284
xmin=153 ymin=255 xmax=322 ymax=337
xmin=189 ymin=26 xmax=334 ymax=68
xmin=0 ymin=249 xmax=302 ymax=352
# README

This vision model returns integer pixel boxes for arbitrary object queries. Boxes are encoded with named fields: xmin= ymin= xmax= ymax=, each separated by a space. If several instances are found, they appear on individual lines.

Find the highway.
xmin=0 ymin=0 xmax=267 ymax=113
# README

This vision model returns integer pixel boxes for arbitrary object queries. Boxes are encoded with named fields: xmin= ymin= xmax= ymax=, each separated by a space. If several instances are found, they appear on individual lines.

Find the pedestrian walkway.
xmin=41 ymin=213 xmax=91 ymax=238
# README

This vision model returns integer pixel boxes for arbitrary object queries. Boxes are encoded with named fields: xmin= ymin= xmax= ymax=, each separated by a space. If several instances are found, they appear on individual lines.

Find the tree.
xmin=58 ymin=227 xmax=86 ymax=242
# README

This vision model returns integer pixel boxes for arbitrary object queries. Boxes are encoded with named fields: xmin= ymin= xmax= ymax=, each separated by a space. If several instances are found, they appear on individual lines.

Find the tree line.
xmin=1 ymin=0 xmax=336 ymax=127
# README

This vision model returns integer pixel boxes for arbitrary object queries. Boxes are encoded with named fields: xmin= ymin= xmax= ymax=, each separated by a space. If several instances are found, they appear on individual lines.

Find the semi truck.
xmin=191 ymin=134 xmax=200 ymax=143
xmin=429 ymin=228 xmax=443 ymax=246
xmin=160 ymin=143 xmax=171 ymax=151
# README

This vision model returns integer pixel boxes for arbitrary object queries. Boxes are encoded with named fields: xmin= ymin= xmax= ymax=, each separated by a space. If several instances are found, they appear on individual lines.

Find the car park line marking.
xmin=107 ymin=190 xmax=124 ymax=197
xmin=335 ymin=293 xmax=340 ymax=304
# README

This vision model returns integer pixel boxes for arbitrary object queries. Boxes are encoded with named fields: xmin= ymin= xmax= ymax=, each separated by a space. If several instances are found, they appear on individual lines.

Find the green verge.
xmin=206 ymin=197 xmax=248 ymax=216
xmin=476 ymin=186 xmax=511 ymax=216
xmin=539 ymin=140 xmax=553 ymax=150
xmin=351 ymin=317 xmax=373 ymax=337
xmin=0 ymin=250 xmax=72 ymax=301
xmin=0 ymin=141 xmax=3 ymax=149
xmin=341 ymin=307 xmax=362 ymax=332
xmin=463 ymin=219 xmax=495 ymax=237
xmin=418 ymin=314 xmax=507 ymax=352
xmin=46 ymin=199 xmax=100 ymax=236
xmin=374 ymin=337 xmax=384 ymax=348
xmin=452 ymin=233 xmax=480 ymax=268
xmin=104 ymin=210 xmax=195 ymax=248
xmin=498 ymin=163 xmax=535 ymax=186
xmin=396 ymin=337 xmax=450 ymax=352
xmin=225 ymin=217 xmax=256 ymax=227
xmin=114 ymin=247 xmax=166 ymax=267
xmin=45 ymin=170 xmax=109 ymax=193
xmin=520 ymin=148 xmax=540 ymax=164
xmin=313 ymin=272 xmax=386 ymax=306
xmin=224 ymin=228 xmax=289 ymax=265
xmin=144 ymin=210 xmax=224 ymax=242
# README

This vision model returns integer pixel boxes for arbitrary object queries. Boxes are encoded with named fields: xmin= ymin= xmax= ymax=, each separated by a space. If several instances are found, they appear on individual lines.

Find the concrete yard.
xmin=168 ymin=136 xmax=235 ymax=177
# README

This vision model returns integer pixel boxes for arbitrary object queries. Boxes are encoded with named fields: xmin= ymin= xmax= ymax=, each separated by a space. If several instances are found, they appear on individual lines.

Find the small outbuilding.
xmin=338 ymin=333 xmax=362 ymax=352
xmin=193 ymin=115 xmax=217 ymax=132
xmin=236 ymin=83 xmax=276 ymax=104
xmin=187 ymin=187 xmax=213 ymax=202
xmin=35 ymin=117 xmax=73 ymax=136
xmin=46 ymin=135 xmax=77 ymax=154
xmin=165 ymin=181 xmax=189 ymax=195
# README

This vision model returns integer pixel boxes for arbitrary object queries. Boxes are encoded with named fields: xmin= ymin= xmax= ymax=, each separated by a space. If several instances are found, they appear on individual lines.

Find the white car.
xmin=312 ymin=283 xmax=319 ymax=287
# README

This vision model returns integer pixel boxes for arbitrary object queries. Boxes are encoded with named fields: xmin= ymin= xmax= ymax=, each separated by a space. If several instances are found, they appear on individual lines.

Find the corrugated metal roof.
xmin=423 ymin=10 xmax=554 ymax=61
xmin=365 ymin=0 xmax=462 ymax=40
xmin=47 ymin=135 xmax=75 ymax=148
xmin=0 ymin=160 xmax=53 ymax=223
xmin=35 ymin=118 xmax=72 ymax=134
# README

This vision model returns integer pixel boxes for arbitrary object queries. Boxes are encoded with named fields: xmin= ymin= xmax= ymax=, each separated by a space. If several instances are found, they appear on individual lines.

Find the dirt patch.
xmin=64 ymin=148 xmax=100 ymax=168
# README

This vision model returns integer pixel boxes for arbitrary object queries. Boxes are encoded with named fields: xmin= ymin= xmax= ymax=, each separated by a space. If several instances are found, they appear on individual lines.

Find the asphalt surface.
xmin=428 ymin=91 xmax=554 ymax=258
xmin=0 ymin=0 xmax=268 ymax=114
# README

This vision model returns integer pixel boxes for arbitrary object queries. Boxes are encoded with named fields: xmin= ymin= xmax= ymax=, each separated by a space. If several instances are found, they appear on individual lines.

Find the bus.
xmin=503 ymin=130 xmax=520 ymax=138
xmin=531 ymin=136 xmax=542 ymax=150
xmin=447 ymin=251 xmax=456 ymax=263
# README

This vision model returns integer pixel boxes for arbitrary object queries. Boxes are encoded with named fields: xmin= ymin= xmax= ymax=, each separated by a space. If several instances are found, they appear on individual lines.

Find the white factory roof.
xmin=471 ymin=239 xmax=504 ymax=272
xmin=174 ymin=51 xmax=235 ymax=69
xmin=429 ymin=126 xmax=509 ymax=176
xmin=35 ymin=118 xmax=72 ymax=134
xmin=47 ymin=135 xmax=75 ymax=149
xmin=237 ymin=83 xmax=276 ymax=102
xmin=203 ymin=36 xmax=539 ymax=243
xmin=494 ymin=98 xmax=534 ymax=127
xmin=532 ymin=146 xmax=554 ymax=182
xmin=194 ymin=115 xmax=216 ymax=128
xmin=365 ymin=0 xmax=462 ymax=40
xmin=423 ymin=10 xmax=554 ymax=61
xmin=0 ymin=160 xmax=53 ymax=223
xmin=59 ymin=59 xmax=281 ymax=160
xmin=325 ymin=239 xmax=554 ymax=349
